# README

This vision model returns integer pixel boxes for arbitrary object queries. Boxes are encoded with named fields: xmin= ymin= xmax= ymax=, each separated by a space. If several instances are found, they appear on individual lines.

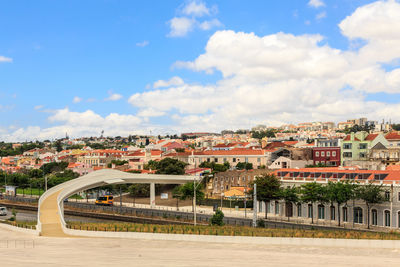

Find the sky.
xmin=1 ymin=0 xmax=400 ymax=141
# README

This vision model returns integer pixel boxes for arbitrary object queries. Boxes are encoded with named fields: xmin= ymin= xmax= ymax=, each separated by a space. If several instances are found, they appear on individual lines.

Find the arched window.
xmin=275 ymin=201 xmax=280 ymax=215
xmin=372 ymin=209 xmax=378 ymax=226
xmin=398 ymin=211 xmax=400 ymax=228
xmin=308 ymin=204 xmax=313 ymax=218
xmin=318 ymin=204 xmax=325 ymax=220
xmin=385 ymin=210 xmax=391 ymax=227
xmin=342 ymin=207 xmax=348 ymax=222
xmin=353 ymin=207 xmax=363 ymax=224
xmin=330 ymin=206 xmax=335 ymax=221
xmin=297 ymin=203 xmax=302 ymax=217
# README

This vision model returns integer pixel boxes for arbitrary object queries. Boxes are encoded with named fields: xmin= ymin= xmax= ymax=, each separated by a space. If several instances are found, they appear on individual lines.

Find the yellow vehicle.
xmin=95 ymin=195 xmax=114 ymax=206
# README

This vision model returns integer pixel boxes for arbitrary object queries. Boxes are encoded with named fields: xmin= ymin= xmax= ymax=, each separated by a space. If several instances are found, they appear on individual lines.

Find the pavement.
xmin=2 ymin=224 xmax=400 ymax=266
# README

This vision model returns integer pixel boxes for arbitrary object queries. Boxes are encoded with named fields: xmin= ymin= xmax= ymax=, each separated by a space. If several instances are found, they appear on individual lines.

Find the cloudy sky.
xmin=1 ymin=0 xmax=400 ymax=141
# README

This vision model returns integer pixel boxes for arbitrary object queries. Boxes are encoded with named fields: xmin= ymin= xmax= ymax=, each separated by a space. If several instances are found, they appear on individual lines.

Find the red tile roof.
xmin=365 ymin=134 xmax=378 ymax=141
xmin=343 ymin=135 xmax=360 ymax=141
xmin=385 ymin=132 xmax=400 ymax=140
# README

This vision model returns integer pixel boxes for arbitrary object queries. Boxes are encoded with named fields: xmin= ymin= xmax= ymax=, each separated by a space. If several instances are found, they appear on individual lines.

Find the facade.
xmin=313 ymin=147 xmax=341 ymax=166
xmin=270 ymin=167 xmax=400 ymax=230
xmin=208 ymin=169 xmax=272 ymax=197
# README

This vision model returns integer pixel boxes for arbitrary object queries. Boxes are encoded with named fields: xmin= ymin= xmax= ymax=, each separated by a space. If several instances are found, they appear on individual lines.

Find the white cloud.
xmin=153 ymin=76 xmax=184 ymax=88
xmin=34 ymin=105 xmax=44 ymax=110
xmin=105 ymin=91 xmax=123 ymax=101
xmin=199 ymin=19 xmax=222 ymax=30
xmin=1 ymin=108 xmax=143 ymax=141
xmin=182 ymin=1 xmax=210 ymax=17
xmin=4 ymin=0 xmax=400 ymax=140
xmin=73 ymin=96 xmax=82 ymax=103
xmin=168 ymin=1 xmax=222 ymax=37
xmin=316 ymin=11 xmax=327 ymax=20
xmin=168 ymin=17 xmax=196 ymax=37
xmin=0 ymin=56 xmax=12 ymax=63
xmin=128 ymin=0 xmax=400 ymax=133
xmin=136 ymin=40 xmax=149 ymax=47
xmin=308 ymin=0 xmax=325 ymax=8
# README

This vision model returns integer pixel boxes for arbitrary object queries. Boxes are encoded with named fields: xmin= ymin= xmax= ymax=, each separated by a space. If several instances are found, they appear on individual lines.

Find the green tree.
xmin=128 ymin=184 xmax=150 ymax=205
xmin=155 ymin=158 xmax=188 ymax=175
xmin=249 ymin=173 xmax=281 ymax=219
xmin=174 ymin=182 xmax=204 ymax=211
xmin=280 ymin=186 xmax=299 ymax=221
xmin=357 ymin=183 xmax=386 ymax=229
xmin=325 ymin=181 xmax=357 ymax=226
xmin=40 ymin=162 xmax=68 ymax=175
xmin=300 ymin=182 xmax=326 ymax=224
xmin=210 ymin=210 xmax=225 ymax=226
xmin=236 ymin=162 xmax=253 ymax=170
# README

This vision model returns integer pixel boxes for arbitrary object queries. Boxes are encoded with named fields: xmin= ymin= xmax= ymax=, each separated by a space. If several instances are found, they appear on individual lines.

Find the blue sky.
xmin=1 ymin=0 xmax=400 ymax=141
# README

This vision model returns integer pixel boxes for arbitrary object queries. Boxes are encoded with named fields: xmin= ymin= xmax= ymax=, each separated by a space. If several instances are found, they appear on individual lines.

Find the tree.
xmin=249 ymin=173 xmax=281 ymax=219
xmin=40 ymin=162 xmax=68 ymax=175
xmin=172 ymin=185 xmax=183 ymax=210
xmin=155 ymin=158 xmax=188 ymax=175
xmin=199 ymin=161 xmax=229 ymax=173
xmin=357 ymin=183 xmax=386 ymax=229
xmin=325 ymin=181 xmax=357 ymax=226
xmin=210 ymin=210 xmax=224 ymax=226
xmin=174 ymin=182 xmax=204 ymax=211
xmin=236 ymin=162 xmax=253 ymax=170
xmin=128 ymin=184 xmax=150 ymax=205
xmin=300 ymin=182 xmax=326 ymax=224
xmin=280 ymin=186 xmax=299 ymax=221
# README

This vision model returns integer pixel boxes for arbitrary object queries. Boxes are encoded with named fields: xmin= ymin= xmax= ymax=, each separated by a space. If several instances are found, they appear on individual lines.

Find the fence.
xmin=0 ymin=240 xmax=35 ymax=249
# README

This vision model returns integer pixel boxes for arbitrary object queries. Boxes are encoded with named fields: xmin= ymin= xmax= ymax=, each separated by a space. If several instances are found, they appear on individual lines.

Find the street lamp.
xmin=193 ymin=174 xmax=205 ymax=226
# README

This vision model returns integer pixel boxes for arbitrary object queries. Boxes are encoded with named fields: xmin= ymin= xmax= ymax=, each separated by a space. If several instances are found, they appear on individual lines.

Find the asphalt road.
xmin=0 ymin=209 xmax=112 ymax=223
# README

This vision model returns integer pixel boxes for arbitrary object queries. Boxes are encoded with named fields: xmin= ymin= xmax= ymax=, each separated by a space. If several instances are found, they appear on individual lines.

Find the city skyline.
xmin=1 ymin=0 xmax=400 ymax=141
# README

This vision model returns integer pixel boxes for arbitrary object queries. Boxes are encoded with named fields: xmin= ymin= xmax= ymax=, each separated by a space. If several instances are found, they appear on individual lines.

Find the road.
xmin=0 ymin=209 xmax=112 ymax=223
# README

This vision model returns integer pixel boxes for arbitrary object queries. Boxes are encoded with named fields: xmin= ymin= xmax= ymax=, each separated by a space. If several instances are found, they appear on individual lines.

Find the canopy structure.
xmin=37 ymin=169 xmax=198 ymax=237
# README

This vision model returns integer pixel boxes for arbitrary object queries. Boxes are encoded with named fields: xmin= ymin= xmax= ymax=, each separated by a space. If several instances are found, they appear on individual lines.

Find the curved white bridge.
xmin=37 ymin=169 xmax=197 ymax=237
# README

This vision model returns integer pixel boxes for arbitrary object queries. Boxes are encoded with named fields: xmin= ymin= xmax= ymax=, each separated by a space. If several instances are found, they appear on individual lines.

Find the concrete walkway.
xmin=39 ymin=190 xmax=70 ymax=237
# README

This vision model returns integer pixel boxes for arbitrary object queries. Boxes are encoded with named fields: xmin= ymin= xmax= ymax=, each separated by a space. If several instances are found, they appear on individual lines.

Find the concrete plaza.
xmin=1 ymin=225 xmax=400 ymax=266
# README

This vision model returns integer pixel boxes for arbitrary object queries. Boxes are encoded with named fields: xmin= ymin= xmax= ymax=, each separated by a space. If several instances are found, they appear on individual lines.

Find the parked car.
xmin=0 ymin=206 xmax=8 ymax=216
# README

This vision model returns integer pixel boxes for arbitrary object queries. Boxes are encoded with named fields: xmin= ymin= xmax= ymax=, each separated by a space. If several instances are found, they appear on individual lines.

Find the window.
xmin=297 ymin=204 xmax=302 ymax=217
xmin=343 ymin=207 xmax=348 ymax=222
xmin=398 ymin=211 xmax=400 ymax=228
xmin=398 ymin=192 xmax=400 ymax=201
xmin=359 ymin=143 xmax=367 ymax=149
xmin=267 ymin=202 xmax=271 ymax=213
xmin=385 ymin=191 xmax=390 ymax=201
xmin=318 ymin=205 xmax=325 ymax=220
xmin=385 ymin=210 xmax=391 ymax=227
xmin=327 ymin=151 xmax=330 ymax=157
xmin=308 ymin=204 xmax=313 ymax=218
xmin=233 ymin=158 xmax=236 ymax=162
xmin=343 ymin=152 xmax=352 ymax=158
xmin=223 ymin=158 xmax=227 ymax=163
xmin=275 ymin=201 xmax=280 ymax=215
xmin=315 ymin=152 xmax=319 ymax=157
xmin=214 ymin=158 xmax=218 ymax=163
xmin=343 ymin=143 xmax=352 ymax=149
xmin=321 ymin=151 xmax=325 ymax=157
xmin=354 ymin=207 xmax=363 ymax=224
xmin=332 ymin=151 xmax=336 ymax=157
xmin=359 ymin=152 xmax=366 ymax=158
xmin=372 ymin=209 xmax=378 ymax=226
xmin=330 ymin=206 xmax=335 ymax=220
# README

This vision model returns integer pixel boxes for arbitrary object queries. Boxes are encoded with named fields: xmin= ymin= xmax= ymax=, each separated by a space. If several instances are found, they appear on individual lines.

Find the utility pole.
xmin=244 ymin=188 xmax=247 ymax=218
xmin=253 ymin=183 xmax=257 ymax=227
xmin=45 ymin=175 xmax=48 ymax=191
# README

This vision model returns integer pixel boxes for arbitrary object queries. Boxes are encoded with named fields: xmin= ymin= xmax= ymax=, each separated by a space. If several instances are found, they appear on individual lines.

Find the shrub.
xmin=210 ymin=210 xmax=224 ymax=226
xmin=257 ymin=219 xmax=265 ymax=228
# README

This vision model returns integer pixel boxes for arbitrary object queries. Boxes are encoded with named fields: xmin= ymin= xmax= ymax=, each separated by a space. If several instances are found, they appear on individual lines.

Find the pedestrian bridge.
xmin=37 ymin=169 xmax=197 ymax=237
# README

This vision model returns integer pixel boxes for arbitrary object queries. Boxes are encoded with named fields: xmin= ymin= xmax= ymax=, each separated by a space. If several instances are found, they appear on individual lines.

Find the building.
xmin=270 ymin=167 xmax=400 ymax=230
xmin=313 ymin=139 xmax=341 ymax=166
xmin=208 ymin=169 xmax=272 ymax=197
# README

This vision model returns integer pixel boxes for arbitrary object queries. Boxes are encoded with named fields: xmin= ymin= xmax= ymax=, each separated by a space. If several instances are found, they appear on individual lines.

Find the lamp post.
xmin=193 ymin=174 xmax=205 ymax=226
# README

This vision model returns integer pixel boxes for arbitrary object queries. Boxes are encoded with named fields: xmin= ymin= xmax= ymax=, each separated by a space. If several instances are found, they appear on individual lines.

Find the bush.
xmin=257 ymin=219 xmax=265 ymax=228
xmin=210 ymin=210 xmax=225 ymax=226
